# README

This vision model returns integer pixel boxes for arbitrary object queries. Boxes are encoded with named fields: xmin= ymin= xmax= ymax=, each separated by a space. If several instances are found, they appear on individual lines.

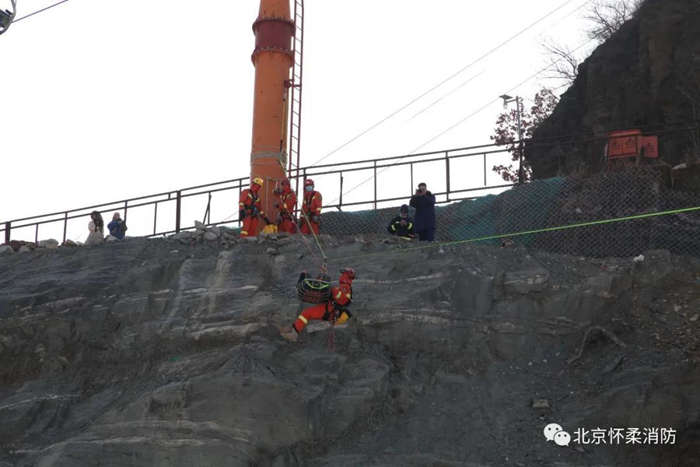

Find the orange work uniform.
xmin=293 ymin=272 xmax=353 ymax=333
xmin=275 ymin=187 xmax=298 ymax=234
xmin=300 ymin=191 xmax=322 ymax=235
xmin=239 ymin=188 xmax=264 ymax=238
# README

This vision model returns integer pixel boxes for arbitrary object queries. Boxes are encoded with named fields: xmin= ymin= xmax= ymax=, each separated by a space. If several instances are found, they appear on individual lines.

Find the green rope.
xmin=330 ymin=206 xmax=700 ymax=262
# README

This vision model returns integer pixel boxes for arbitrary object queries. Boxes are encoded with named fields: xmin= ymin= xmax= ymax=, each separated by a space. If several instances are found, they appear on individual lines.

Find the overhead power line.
xmin=12 ymin=0 xmax=70 ymax=24
xmin=327 ymin=34 xmax=601 ymax=205
xmin=408 ymin=70 xmax=486 ymax=121
xmin=410 ymin=34 xmax=600 ymax=154
xmin=308 ymin=0 xmax=591 ymax=168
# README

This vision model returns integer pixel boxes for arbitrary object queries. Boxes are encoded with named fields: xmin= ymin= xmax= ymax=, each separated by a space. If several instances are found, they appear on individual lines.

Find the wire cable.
xmin=408 ymin=70 xmax=486 ymax=121
xmin=326 ymin=35 xmax=601 ymax=206
xmin=307 ymin=0 xmax=592 ymax=168
xmin=12 ymin=0 xmax=70 ymax=24
xmin=411 ymin=35 xmax=600 ymax=154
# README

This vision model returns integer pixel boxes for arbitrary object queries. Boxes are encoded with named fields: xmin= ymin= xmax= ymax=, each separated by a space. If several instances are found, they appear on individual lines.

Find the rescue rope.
xmin=299 ymin=209 xmax=328 ymax=268
xmin=294 ymin=221 xmax=322 ymax=263
xmin=328 ymin=205 xmax=700 ymax=263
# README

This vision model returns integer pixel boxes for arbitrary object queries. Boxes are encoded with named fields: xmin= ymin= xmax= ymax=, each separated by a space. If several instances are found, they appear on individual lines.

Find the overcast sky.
xmin=1 ymin=0 xmax=595 ymax=241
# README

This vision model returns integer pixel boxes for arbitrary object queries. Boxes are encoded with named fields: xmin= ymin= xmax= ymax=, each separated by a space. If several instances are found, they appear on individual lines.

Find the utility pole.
xmin=499 ymin=94 xmax=525 ymax=184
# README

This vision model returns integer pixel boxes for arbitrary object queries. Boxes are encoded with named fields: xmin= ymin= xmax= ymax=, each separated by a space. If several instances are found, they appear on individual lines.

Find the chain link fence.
xmin=322 ymin=166 xmax=700 ymax=258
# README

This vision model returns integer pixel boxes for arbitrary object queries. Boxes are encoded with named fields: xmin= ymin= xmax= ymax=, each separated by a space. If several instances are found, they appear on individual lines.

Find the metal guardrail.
xmin=1 ymin=141 xmax=517 ymax=244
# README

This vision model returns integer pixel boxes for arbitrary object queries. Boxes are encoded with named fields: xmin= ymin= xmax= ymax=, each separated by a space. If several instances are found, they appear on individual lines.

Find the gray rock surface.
xmin=530 ymin=0 xmax=700 ymax=176
xmin=0 ymin=237 xmax=698 ymax=466
xmin=203 ymin=231 xmax=219 ymax=241
xmin=37 ymin=239 xmax=59 ymax=249
xmin=84 ymin=232 xmax=104 ymax=246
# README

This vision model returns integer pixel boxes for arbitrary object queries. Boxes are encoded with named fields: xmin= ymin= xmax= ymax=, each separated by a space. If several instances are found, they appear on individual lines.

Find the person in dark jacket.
xmin=409 ymin=183 xmax=436 ymax=241
xmin=387 ymin=204 xmax=415 ymax=238
xmin=108 ymin=212 xmax=128 ymax=240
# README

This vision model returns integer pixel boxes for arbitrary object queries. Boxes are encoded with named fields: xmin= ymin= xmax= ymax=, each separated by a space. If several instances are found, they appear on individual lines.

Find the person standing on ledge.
xmin=409 ymin=183 xmax=436 ymax=241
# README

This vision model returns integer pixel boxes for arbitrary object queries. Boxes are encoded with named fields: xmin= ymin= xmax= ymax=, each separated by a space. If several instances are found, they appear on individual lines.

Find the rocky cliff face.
xmin=529 ymin=0 xmax=700 ymax=177
xmin=0 ymin=236 xmax=699 ymax=466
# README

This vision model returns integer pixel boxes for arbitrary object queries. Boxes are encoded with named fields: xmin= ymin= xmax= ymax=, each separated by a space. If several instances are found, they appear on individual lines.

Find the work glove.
xmin=252 ymin=207 xmax=260 ymax=216
xmin=239 ymin=210 xmax=245 ymax=220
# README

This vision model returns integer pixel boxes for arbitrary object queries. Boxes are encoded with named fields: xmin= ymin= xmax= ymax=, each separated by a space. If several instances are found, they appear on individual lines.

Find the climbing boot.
xmin=280 ymin=325 xmax=298 ymax=342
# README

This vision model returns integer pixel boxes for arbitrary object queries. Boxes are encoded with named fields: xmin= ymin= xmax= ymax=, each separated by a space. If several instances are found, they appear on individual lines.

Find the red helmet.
xmin=304 ymin=179 xmax=314 ymax=187
xmin=340 ymin=268 xmax=356 ymax=283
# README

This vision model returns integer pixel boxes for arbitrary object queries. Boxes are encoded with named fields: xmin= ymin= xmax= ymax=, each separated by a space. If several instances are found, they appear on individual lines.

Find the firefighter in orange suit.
xmin=239 ymin=177 xmax=266 ymax=237
xmin=300 ymin=179 xmax=322 ymax=235
xmin=273 ymin=179 xmax=298 ymax=234
xmin=292 ymin=268 xmax=355 ymax=334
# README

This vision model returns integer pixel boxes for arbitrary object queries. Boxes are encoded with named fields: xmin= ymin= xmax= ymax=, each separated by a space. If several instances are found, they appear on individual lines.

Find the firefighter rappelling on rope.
xmin=281 ymin=268 xmax=356 ymax=343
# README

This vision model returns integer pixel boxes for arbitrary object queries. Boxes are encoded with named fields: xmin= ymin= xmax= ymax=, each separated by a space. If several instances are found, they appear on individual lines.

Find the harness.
xmin=303 ymin=192 xmax=319 ymax=219
xmin=244 ymin=191 xmax=260 ymax=217
xmin=333 ymin=283 xmax=352 ymax=307
xmin=279 ymin=192 xmax=295 ymax=220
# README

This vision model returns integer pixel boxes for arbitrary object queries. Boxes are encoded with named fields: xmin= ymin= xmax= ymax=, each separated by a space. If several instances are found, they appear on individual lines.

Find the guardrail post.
xmin=339 ymin=172 xmax=344 ymax=210
xmin=410 ymin=163 xmax=414 ymax=195
xmin=175 ymin=191 xmax=182 ymax=233
xmin=35 ymin=224 xmax=39 ymax=244
xmin=4 ymin=222 xmax=10 ymax=244
xmin=238 ymin=180 xmax=243 ymax=225
xmin=202 ymin=193 xmax=212 ymax=224
xmin=483 ymin=153 xmax=487 ymax=186
xmin=123 ymin=201 xmax=128 ymax=224
xmin=445 ymin=151 xmax=451 ymax=201
xmin=62 ymin=213 xmax=68 ymax=243
xmin=373 ymin=160 xmax=378 ymax=210
xmin=153 ymin=202 xmax=159 ymax=236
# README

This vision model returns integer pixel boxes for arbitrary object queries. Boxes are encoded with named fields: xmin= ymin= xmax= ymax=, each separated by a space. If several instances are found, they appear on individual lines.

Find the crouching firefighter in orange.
xmin=292 ymin=268 xmax=355 ymax=334
xmin=273 ymin=179 xmax=298 ymax=234
xmin=239 ymin=177 xmax=270 ymax=237
xmin=300 ymin=179 xmax=322 ymax=235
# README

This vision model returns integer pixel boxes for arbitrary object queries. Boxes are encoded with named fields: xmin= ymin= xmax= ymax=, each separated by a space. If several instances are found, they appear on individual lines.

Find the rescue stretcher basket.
xmin=296 ymin=275 xmax=331 ymax=304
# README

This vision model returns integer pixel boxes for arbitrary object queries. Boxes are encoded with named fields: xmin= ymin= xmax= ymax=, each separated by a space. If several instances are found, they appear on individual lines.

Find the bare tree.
xmin=491 ymin=88 xmax=560 ymax=182
xmin=542 ymin=39 xmax=580 ymax=85
xmin=586 ymin=0 xmax=643 ymax=42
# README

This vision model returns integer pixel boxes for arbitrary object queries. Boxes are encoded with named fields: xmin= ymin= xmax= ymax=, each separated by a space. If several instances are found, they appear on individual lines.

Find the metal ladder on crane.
xmin=288 ymin=0 xmax=304 ymax=196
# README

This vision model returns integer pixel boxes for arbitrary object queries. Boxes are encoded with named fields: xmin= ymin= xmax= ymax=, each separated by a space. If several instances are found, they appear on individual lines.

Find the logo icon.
xmin=554 ymin=430 xmax=571 ymax=446
xmin=544 ymin=423 xmax=570 ymax=447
